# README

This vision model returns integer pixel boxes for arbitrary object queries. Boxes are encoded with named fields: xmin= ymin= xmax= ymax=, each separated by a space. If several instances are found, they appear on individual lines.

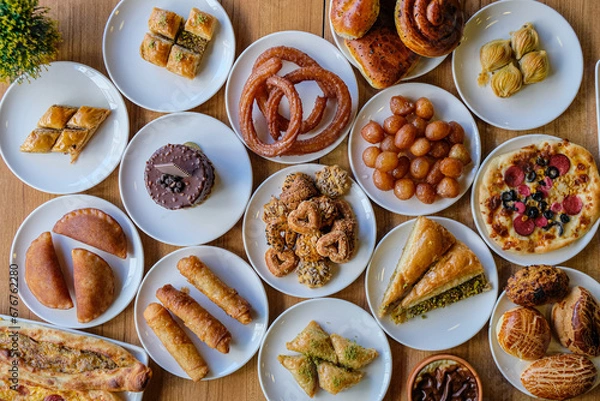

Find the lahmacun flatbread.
xmin=478 ymin=139 xmax=600 ymax=253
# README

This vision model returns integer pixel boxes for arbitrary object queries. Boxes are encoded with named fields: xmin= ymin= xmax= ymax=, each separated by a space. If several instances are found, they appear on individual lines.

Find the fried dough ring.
xmin=288 ymin=200 xmax=322 ymax=234
xmin=239 ymin=58 xmax=303 ymax=157
xmin=316 ymin=231 xmax=352 ymax=263
xmin=265 ymin=247 xmax=298 ymax=277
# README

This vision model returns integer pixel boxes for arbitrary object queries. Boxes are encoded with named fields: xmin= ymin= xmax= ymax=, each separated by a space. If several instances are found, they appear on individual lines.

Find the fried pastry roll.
xmin=156 ymin=284 xmax=231 ymax=354
xmin=144 ymin=303 xmax=209 ymax=381
xmin=177 ymin=255 xmax=252 ymax=324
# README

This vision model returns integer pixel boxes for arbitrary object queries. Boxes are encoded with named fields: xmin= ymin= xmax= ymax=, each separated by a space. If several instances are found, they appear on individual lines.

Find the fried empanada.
xmin=330 ymin=333 xmax=378 ymax=370
xmin=24 ymin=232 xmax=73 ymax=309
xmin=53 ymin=208 xmax=127 ymax=259
xmin=72 ymin=248 xmax=115 ymax=323
xmin=37 ymin=105 xmax=78 ymax=129
xmin=317 ymin=361 xmax=364 ymax=395
xmin=278 ymin=354 xmax=318 ymax=398
xmin=286 ymin=321 xmax=337 ymax=363
xmin=20 ymin=128 xmax=61 ymax=153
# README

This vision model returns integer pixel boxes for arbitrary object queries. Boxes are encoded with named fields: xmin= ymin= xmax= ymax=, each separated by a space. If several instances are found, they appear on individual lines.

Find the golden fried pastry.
xmin=314 ymin=165 xmax=351 ymax=198
xmin=297 ymin=260 xmax=332 ymax=288
xmin=67 ymin=106 xmax=111 ymax=130
xmin=53 ymin=208 xmax=127 ymax=259
xmin=262 ymin=196 xmax=288 ymax=223
xmin=281 ymin=172 xmax=314 ymax=192
xmin=330 ymin=333 xmax=378 ymax=370
xmin=330 ymin=0 xmax=380 ymax=39
xmin=286 ymin=321 xmax=337 ymax=363
xmin=72 ymin=248 xmax=115 ymax=323
xmin=37 ymin=104 xmax=78 ymax=129
xmin=51 ymin=127 xmax=88 ymax=154
xmin=56 ymin=106 xmax=111 ymax=162
xmin=317 ymin=360 xmax=364 ymax=395
xmin=166 ymin=45 xmax=203 ymax=79
xmin=184 ymin=8 xmax=217 ymax=41
xmin=20 ymin=128 xmax=61 ymax=153
xmin=332 ymin=218 xmax=357 ymax=243
xmin=265 ymin=247 xmax=298 ymax=277
xmin=177 ymin=255 xmax=252 ymax=325
xmin=496 ymin=306 xmax=551 ymax=360
xmin=0 ymin=380 xmax=120 ymax=401
xmin=295 ymin=232 xmax=323 ymax=262
xmin=288 ymin=200 xmax=322 ymax=234
xmin=140 ymin=32 xmax=173 ymax=68
xmin=505 ymin=265 xmax=570 ymax=307
xmin=316 ymin=231 xmax=352 ymax=263
xmin=552 ymin=286 xmax=600 ymax=357
xmin=280 ymin=174 xmax=319 ymax=210
xmin=148 ymin=7 xmax=183 ymax=40
xmin=278 ymin=354 xmax=318 ymax=398
xmin=25 ymin=232 xmax=73 ymax=310
xmin=265 ymin=219 xmax=296 ymax=252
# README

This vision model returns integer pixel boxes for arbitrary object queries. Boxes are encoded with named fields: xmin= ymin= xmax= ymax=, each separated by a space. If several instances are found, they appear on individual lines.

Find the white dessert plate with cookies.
xmin=119 ymin=112 xmax=253 ymax=246
xmin=452 ymin=0 xmax=583 ymax=130
xmin=0 ymin=61 xmax=129 ymax=194
xmin=242 ymin=164 xmax=377 ymax=299
xmin=134 ymin=245 xmax=269 ymax=381
xmin=489 ymin=267 xmax=600 ymax=399
xmin=103 ymin=0 xmax=235 ymax=112
xmin=258 ymin=298 xmax=392 ymax=401
xmin=365 ymin=216 xmax=499 ymax=351
xmin=348 ymin=82 xmax=481 ymax=216
xmin=10 ymin=194 xmax=144 ymax=329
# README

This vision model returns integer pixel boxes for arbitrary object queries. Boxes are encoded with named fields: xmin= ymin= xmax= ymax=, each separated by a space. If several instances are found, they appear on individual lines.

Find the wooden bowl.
xmin=407 ymin=353 xmax=483 ymax=401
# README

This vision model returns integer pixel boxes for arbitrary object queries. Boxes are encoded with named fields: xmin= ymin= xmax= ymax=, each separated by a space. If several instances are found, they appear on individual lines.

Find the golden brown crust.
xmin=379 ymin=216 xmax=455 ymax=317
xmin=317 ymin=360 xmax=364 ymax=395
xmin=505 ymin=265 xmax=570 ymax=307
xmin=25 ymin=232 xmax=73 ymax=310
xmin=140 ymin=32 xmax=173 ymax=67
xmin=521 ymin=353 xmax=596 ymax=400
xmin=0 ymin=319 xmax=152 ymax=392
xmin=395 ymin=0 xmax=464 ymax=57
xmin=330 ymin=0 xmax=380 ymax=39
xmin=53 ymin=208 xmax=127 ymax=259
xmin=72 ymin=248 xmax=115 ymax=323
xmin=184 ymin=8 xmax=217 ymax=40
xmin=551 ymin=286 xmax=600 ymax=357
xmin=330 ymin=333 xmax=378 ymax=370
xmin=278 ymin=354 xmax=318 ymax=397
xmin=166 ymin=45 xmax=202 ymax=79
xmin=496 ymin=306 xmax=551 ymax=360
xmin=144 ymin=303 xmax=209 ymax=381
xmin=37 ymin=105 xmax=78 ymax=130
xmin=148 ymin=7 xmax=183 ymax=40
xmin=0 ymin=379 xmax=120 ymax=401
xmin=286 ymin=321 xmax=337 ymax=363
xmin=20 ymin=128 xmax=61 ymax=153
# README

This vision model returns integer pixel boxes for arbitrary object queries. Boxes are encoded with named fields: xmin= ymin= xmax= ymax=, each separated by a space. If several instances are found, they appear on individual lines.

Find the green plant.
xmin=0 ymin=0 xmax=61 ymax=83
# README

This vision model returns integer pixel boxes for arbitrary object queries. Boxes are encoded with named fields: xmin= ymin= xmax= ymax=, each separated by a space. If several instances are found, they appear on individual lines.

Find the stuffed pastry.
xmin=140 ymin=33 xmax=173 ymax=67
xmin=72 ymin=248 xmax=115 ymax=323
xmin=286 ymin=321 xmax=337 ymax=363
xmin=37 ymin=104 xmax=78 ymax=129
xmin=20 ymin=128 xmax=61 ymax=153
xmin=166 ymin=45 xmax=202 ymax=79
xmin=278 ymin=354 xmax=318 ymax=398
xmin=147 ymin=7 xmax=183 ymax=40
xmin=330 ymin=333 xmax=378 ymax=370
xmin=317 ymin=361 xmax=363 ymax=395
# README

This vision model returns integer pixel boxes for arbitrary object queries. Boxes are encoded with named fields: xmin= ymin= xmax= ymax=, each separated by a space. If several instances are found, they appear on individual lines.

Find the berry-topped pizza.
xmin=478 ymin=139 xmax=600 ymax=253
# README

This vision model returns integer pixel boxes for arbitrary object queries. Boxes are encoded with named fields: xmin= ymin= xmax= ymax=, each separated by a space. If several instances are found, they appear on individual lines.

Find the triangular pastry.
xmin=286 ymin=321 xmax=337 ymax=363
xmin=317 ymin=361 xmax=364 ymax=395
xmin=379 ymin=216 xmax=456 ymax=317
xmin=53 ymin=208 xmax=127 ymax=259
xmin=72 ymin=248 xmax=115 ymax=323
xmin=330 ymin=333 xmax=378 ymax=370
xmin=24 ymin=232 xmax=73 ymax=309
xmin=277 ymin=354 xmax=318 ymax=398
xmin=391 ymin=240 xmax=491 ymax=323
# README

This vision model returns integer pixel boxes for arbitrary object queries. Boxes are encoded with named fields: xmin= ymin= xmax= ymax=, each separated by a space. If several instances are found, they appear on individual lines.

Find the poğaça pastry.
xmin=144 ymin=143 xmax=215 ymax=210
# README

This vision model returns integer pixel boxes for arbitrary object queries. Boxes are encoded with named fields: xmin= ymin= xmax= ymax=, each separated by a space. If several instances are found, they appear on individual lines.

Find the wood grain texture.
xmin=1 ymin=0 xmax=599 ymax=400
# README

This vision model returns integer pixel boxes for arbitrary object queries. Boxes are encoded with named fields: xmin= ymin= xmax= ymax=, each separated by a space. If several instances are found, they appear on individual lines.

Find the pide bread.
xmin=496 ymin=306 xmax=551 ymax=360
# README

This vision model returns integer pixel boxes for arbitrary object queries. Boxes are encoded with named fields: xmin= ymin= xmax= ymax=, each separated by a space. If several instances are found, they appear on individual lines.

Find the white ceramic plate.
xmin=348 ymin=82 xmax=481 ymax=216
xmin=119 ymin=112 xmax=252 ymax=246
xmin=225 ymin=30 xmax=359 ymax=164
xmin=258 ymin=298 xmax=392 ymax=401
xmin=0 ymin=61 xmax=129 ymax=194
xmin=103 ymin=0 xmax=235 ymax=112
xmin=243 ymin=164 xmax=377 ymax=298
xmin=365 ymin=216 xmax=499 ymax=351
xmin=134 ymin=246 xmax=269 ymax=380
xmin=0 ymin=314 xmax=149 ymax=400
xmin=471 ymin=134 xmax=600 ymax=266
xmin=10 ymin=195 xmax=144 ymax=329
xmin=327 ymin=1 xmax=446 ymax=83
xmin=489 ymin=267 xmax=600 ymax=398
xmin=452 ymin=0 xmax=583 ymax=130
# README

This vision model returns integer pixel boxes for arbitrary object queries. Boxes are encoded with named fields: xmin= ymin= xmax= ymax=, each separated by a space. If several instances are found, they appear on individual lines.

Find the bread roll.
xmin=521 ymin=353 xmax=596 ymax=400
xmin=496 ymin=306 xmax=550 ymax=360
xmin=505 ymin=265 xmax=570 ymax=307
xmin=552 ymin=286 xmax=600 ymax=357
xmin=330 ymin=0 xmax=380 ymax=39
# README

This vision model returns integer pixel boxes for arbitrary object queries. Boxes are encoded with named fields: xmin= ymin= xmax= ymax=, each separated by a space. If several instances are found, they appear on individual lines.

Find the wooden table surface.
xmin=2 ymin=0 xmax=600 ymax=400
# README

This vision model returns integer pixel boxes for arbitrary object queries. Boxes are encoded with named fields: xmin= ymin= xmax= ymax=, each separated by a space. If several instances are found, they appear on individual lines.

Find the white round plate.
xmin=365 ymin=217 xmax=499 ymax=351
xmin=225 ymin=30 xmax=359 ymax=164
xmin=0 ymin=61 xmax=129 ymax=194
xmin=134 ymin=246 xmax=269 ymax=380
xmin=258 ymin=298 xmax=392 ymax=401
xmin=103 ymin=0 xmax=235 ymax=112
xmin=348 ymin=82 xmax=481 ymax=216
xmin=328 ymin=1 xmax=446 ymax=83
xmin=452 ymin=0 xmax=583 ymax=130
xmin=489 ymin=267 xmax=600 ymax=398
xmin=471 ymin=134 xmax=600 ymax=266
xmin=10 ymin=194 xmax=144 ymax=329
xmin=243 ymin=164 xmax=377 ymax=298
xmin=119 ymin=112 xmax=252 ymax=246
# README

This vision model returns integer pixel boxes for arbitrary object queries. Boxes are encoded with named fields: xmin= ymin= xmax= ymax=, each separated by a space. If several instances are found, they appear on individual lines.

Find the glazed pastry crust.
xmin=72 ymin=248 xmax=115 ymax=323
xmin=277 ymin=354 xmax=318 ymax=397
xmin=140 ymin=33 xmax=173 ymax=67
xmin=0 ymin=380 xmax=120 ymax=401
xmin=184 ymin=8 xmax=217 ymax=40
xmin=496 ymin=306 xmax=551 ymax=360
xmin=166 ymin=45 xmax=202 ymax=79
xmin=330 ymin=0 xmax=380 ymax=39
xmin=286 ymin=321 xmax=337 ymax=363
xmin=37 ymin=105 xmax=78 ymax=130
xmin=505 ymin=265 xmax=570 ymax=307
xmin=148 ymin=7 xmax=183 ymax=40
xmin=317 ymin=360 xmax=364 ymax=395
xmin=330 ymin=333 xmax=378 ymax=370
xmin=20 ymin=128 xmax=61 ymax=153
